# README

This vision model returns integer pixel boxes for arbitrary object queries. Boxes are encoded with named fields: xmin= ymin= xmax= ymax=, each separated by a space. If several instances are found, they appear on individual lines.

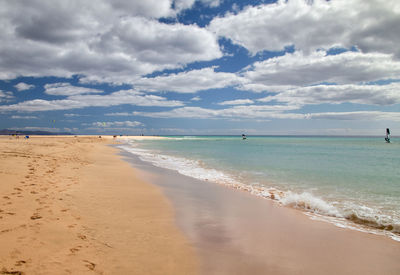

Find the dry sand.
xmin=0 ymin=136 xmax=198 ymax=274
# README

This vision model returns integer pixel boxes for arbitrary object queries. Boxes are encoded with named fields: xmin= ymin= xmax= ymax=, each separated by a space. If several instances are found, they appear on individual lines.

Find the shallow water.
xmin=119 ymin=136 xmax=400 ymax=240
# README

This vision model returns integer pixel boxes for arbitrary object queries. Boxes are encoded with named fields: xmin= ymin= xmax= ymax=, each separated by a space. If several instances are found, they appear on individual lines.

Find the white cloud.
xmin=11 ymin=115 xmax=38 ymax=119
xmin=109 ymin=0 xmax=174 ymax=18
xmin=104 ymin=112 xmax=132 ymax=116
xmin=305 ymin=111 xmax=400 ymax=122
xmin=14 ymin=82 xmax=35 ymax=91
xmin=64 ymin=113 xmax=89 ymax=117
xmin=218 ymin=99 xmax=254 ymax=105
xmin=0 ymin=1 xmax=222 ymax=83
xmin=0 ymin=89 xmax=183 ymax=112
xmin=191 ymin=96 xmax=201 ymax=101
xmin=92 ymin=121 xmax=143 ymax=128
xmin=174 ymin=0 xmax=222 ymax=12
xmin=134 ymin=67 xmax=239 ymax=93
xmin=13 ymin=126 xmax=61 ymax=132
xmin=238 ymin=83 xmax=296 ymax=93
xmin=258 ymin=83 xmax=400 ymax=106
xmin=0 ymin=90 xmax=14 ymax=101
xmin=209 ymin=0 xmax=400 ymax=57
xmin=44 ymin=83 xmax=103 ymax=96
xmin=133 ymin=106 xmax=400 ymax=123
xmin=133 ymin=105 xmax=300 ymax=119
xmin=242 ymin=51 xmax=400 ymax=89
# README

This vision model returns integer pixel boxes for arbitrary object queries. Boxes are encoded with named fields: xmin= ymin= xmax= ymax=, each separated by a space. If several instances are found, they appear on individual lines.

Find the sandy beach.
xmin=1 ymin=136 xmax=400 ymax=275
xmin=0 ymin=136 xmax=197 ymax=274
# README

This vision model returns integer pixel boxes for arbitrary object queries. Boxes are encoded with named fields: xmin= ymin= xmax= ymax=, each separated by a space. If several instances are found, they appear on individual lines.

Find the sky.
xmin=0 ymin=0 xmax=399 ymax=135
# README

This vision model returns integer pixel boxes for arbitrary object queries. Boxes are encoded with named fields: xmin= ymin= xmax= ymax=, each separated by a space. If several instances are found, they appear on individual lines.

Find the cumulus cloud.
xmin=64 ymin=113 xmax=89 ymax=117
xmin=14 ymin=82 xmax=35 ymax=91
xmin=174 ymin=0 xmax=221 ymax=12
xmin=0 ymin=0 xmax=222 ymax=83
xmin=209 ymin=0 xmax=400 ymax=57
xmin=133 ymin=106 xmax=400 ymax=122
xmin=134 ymin=67 xmax=239 ymax=93
xmin=0 ymin=90 xmax=14 ymax=101
xmin=104 ymin=112 xmax=132 ymax=116
xmin=258 ymin=83 xmax=400 ymax=106
xmin=218 ymin=99 xmax=254 ymax=105
xmin=13 ymin=126 xmax=61 ymax=132
xmin=0 ymin=89 xmax=183 ymax=112
xmin=133 ymin=104 xmax=300 ymax=119
xmin=92 ymin=121 xmax=143 ymax=128
xmin=241 ymin=51 xmax=400 ymax=89
xmin=305 ymin=111 xmax=400 ymax=121
xmin=44 ymin=83 xmax=103 ymax=96
xmin=191 ymin=96 xmax=201 ymax=101
xmin=11 ymin=115 xmax=38 ymax=119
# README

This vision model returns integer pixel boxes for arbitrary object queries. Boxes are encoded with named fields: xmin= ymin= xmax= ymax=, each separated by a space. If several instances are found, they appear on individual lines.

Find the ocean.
xmin=118 ymin=136 xmax=400 ymax=241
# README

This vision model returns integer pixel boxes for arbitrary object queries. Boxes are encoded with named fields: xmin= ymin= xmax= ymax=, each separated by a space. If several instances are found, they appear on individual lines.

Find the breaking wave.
xmin=118 ymin=141 xmax=400 ymax=242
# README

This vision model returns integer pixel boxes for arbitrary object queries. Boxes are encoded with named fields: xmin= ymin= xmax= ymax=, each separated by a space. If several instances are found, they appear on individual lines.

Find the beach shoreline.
xmin=118 ymin=135 xmax=400 ymax=242
xmin=0 ymin=135 xmax=198 ymax=274
xmin=1 ymin=135 xmax=400 ymax=274
xmin=118 ymin=142 xmax=400 ymax=275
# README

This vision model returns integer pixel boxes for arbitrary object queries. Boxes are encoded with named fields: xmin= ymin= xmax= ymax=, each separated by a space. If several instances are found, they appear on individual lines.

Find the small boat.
xmin=242 ymin=134 xmax=247 ymax=140
xmin=385 ymin=128 xmax=391 ymax=143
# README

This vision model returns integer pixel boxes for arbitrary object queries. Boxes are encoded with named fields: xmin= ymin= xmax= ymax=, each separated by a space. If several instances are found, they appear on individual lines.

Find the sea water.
xmin=119 ymin=136 xmax=400 ymax=241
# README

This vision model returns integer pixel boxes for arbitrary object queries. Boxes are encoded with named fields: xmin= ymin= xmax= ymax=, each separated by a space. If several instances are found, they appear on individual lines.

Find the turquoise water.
xmin=120 ymin=136 xmax=400 ymax=239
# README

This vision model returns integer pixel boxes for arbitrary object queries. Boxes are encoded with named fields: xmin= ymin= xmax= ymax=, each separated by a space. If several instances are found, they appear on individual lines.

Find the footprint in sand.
xmin=77 ymin=234 xmax=87 ymax=240
xmin=83 ymin=260 xmax=96 ymax=270
xmin=30 ymin=213 xmax=42 ymax=220
xmin=0 ymin=267 xmax=23 ymax=275
xmin=14 ymin=260 xmax=26 ymax=267
xmin=69 ymin=245 xmax=82 ymax=254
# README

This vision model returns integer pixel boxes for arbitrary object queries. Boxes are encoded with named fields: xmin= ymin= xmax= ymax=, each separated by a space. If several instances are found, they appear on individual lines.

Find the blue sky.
xmin=0 ymin=0 xmax=399 ymax=135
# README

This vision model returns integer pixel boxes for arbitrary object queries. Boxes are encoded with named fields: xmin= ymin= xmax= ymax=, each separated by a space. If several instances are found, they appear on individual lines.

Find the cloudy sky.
xmin=0 ymin=0 xmax=399 ymax=135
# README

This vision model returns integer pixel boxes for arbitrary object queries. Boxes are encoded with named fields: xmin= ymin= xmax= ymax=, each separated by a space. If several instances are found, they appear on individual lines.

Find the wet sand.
xmin=120 ymin=149 xmax=400 ymax=275
xmin=0 ymin=136 xmax=198 ymax=274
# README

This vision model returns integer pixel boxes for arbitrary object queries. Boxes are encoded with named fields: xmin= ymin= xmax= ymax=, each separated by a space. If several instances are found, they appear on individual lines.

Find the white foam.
xmin=118 ymin=145 xmax=241 ymax=186
xmin=279 ymin=191 xmax=343 ymax=217
xmin=118 ymin=141 xmax=400 ymax=242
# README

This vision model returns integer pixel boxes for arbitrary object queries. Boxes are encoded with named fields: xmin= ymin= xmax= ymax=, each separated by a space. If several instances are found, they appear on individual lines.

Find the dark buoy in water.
xmin=385 ymin=128 xmax=391 ymax=143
